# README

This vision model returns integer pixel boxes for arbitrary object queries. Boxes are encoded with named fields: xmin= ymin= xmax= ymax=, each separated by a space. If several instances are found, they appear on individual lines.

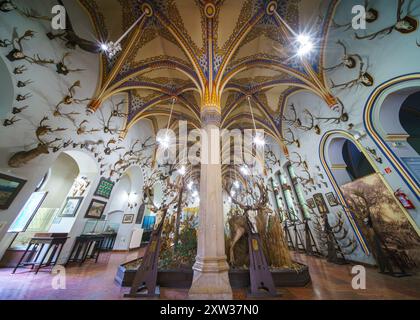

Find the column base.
xmin=188 ymin=256 xmax=233 ymax=300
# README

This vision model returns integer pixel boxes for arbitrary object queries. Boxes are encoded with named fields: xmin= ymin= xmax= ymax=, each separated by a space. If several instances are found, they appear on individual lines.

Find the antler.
xmin=282 ymin=104 xmax=301 ymax=127
xmin=281 ymin=128 xmax=300 ymax=147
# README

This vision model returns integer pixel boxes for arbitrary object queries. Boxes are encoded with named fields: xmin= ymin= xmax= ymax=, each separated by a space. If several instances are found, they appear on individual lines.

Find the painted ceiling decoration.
xmin=77 ymin=0 xmax=340 ymax=145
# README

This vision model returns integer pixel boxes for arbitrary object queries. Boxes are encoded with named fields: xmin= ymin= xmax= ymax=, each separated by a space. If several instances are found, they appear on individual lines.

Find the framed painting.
xmin=0 ymin=173 xmax=27 ymax=210
xmin=306 ymin=198 xmax=316 ymax=209
xmin=59 ymin=197 xmax=83 ymax=217
xmin=326 ymin=192 xmax=339 ymax=207
xmin=94 ymin=178 xmax=115 ymax=199
xmin=313 ymin=193 xmax=329 ymax=214
xmin=85 ymin=199 xmax=107 ymax=219
xmin=122 ymin=214 xmax=135 ymax=224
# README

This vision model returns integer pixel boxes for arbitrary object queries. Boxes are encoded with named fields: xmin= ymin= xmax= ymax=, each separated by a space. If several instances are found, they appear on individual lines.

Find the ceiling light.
xmin=234 ymin=180 xmax=240 ymax=189
xmin=187 ymin=181 xmax=194 ymax=190
xmin=253 ymin=135 xmax=265 ymax=147
xmin=157 ymin=134 xmax=170 ymax=150
xmin=178 ymin=166 xmax=186 ymax=175
xmin=296 ymin=34 xmax=313 ymax=57
xmin=240 ymin=165 xmax=250 ymax=176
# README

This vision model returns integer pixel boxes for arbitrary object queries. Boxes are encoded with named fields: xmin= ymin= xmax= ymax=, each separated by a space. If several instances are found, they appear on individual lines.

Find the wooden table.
xmin=66 ymin=234 xmax=105 ymax=266
xmin=12 ymin=233 xmax=68 ymax=274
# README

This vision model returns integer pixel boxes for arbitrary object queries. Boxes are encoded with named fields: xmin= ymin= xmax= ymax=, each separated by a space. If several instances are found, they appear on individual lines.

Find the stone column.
xmin=188 ymin=106 xmax=232 ymax=300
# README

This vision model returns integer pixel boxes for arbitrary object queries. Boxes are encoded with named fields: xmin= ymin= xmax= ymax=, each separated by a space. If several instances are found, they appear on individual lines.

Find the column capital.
xmin=201 ymin=106 xmax=221 ymax=126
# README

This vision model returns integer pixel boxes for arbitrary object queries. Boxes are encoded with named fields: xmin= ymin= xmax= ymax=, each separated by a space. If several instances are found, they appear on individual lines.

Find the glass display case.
xmin=81 ymin=220 xmax=119 ymax=235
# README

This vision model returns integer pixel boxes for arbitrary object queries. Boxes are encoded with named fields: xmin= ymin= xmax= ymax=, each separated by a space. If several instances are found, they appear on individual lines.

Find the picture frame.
xmin=122 ymin=214 xmax=135 ymax=224
xmin=94 ymin=178 xmax=115 ymax=199
xmin=0 ymin=173 xmax=27 ymax=210
xmin=306 ymin=198 xmax=316 ymax=209
xmin=313 ymin=193 xmax=329 ymax=214
xmin=85 ymin=199 xmax=107 ymax=219
xmin=59 ymin=197 xmax=83 ymax=217
xmin=325 ymin=192 xmax=339 ymax=207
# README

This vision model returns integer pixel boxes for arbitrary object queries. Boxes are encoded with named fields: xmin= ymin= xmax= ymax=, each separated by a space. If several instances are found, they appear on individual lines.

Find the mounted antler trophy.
xmin=332 ymin=0 xmax=378 ymax=30
xmin=55 ymin=52 xmax=85 ymax=75
xmin=282 ymin=103 xmax=301 ymax=128
xmin=324 ymin=40 xmax=360 ymax=71
xmin=281 ymin=128 xmax=300 ymax=148
xmin=46 ymin=0 xmax=102 ymax=54
xmin=5 ymin=29 xmax=54 ymax=65
xmin=355 ymin=0 xmax=417 ymax=40
xmin=330 ymin=58 xmax=373 ymax=89
xmin=316 ymin=104 xmax=349 ymax=124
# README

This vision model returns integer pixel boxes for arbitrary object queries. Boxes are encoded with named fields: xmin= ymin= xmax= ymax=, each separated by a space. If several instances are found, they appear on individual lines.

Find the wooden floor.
xmin=0 ymin=249 xmax=419 ymax=300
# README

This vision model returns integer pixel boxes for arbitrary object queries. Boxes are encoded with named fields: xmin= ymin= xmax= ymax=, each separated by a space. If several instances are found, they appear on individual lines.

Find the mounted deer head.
xmin=289 ymin=152 xmax=308 ymax=170
xmin=5 ymin=29 xmax=55 ymax=66
xmin=332 ymin=0 xmax=378 ymax=30
xmin=281 ymin=128 xmax=300 ymax=148
xmin=55 ymin=52 xmax=85 ymax=75
xmin=355 ymin=0 xmax=417 ymax=40
xmin=330 ymin=58 xmax=374 ymax=89
xmin=282 ymin=104 xmax=302 ymax=128
xmin=298 ymin=109 xmax=321 ymax=135
xmin=323 ymin=40 xmax=360 ymax=71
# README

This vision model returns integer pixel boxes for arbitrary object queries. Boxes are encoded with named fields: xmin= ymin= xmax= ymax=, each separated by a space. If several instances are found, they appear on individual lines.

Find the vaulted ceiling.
xmin=78 ymin=0 xmax=337 ymax=143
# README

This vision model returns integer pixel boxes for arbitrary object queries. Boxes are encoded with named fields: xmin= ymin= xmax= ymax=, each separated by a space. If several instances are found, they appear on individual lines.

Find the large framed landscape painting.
xmin=0 ymin=173 xmax=26 ymax=210
xmin=341 ymin=173 xmax=420 ymax=272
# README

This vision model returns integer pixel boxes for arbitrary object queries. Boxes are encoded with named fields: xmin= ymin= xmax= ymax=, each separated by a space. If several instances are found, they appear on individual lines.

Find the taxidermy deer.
xmin=55 ymin=52 xmax=85 ymax=75
xmin=46 ymin=0 xmax=103 ymax=54
xmin=8 ymin=121 xmax=62 ymax=168
xmin=323 ymin=41 xmax=361 ymax=71
xmin=332 ymin=0 xmax=378 ymax=30
xmin=5 ymin=29 xmax=54 ymax=65
xmin=355 ymin=0 xmax=417 ymax=40
xmin=330 ymin=59 xmax=373 ymax=89
xmin=225 ymin=179 xmax=270 ymax=265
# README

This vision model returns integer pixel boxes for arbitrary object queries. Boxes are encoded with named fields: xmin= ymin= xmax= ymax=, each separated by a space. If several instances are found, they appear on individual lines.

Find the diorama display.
xmin=84 ymin=199 xmax=107 ymax=219
xmin=0 ymin=173 xmax=26 ymax=210
xmin=58 ymin=197 xmax=83 ymax=217
xmin=341 ymin=173 xmax=420 ymax=274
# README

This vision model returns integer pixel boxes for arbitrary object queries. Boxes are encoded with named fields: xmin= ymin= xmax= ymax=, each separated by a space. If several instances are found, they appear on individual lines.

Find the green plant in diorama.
xmin=159 ymin=214 xmax=198 ymax=270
